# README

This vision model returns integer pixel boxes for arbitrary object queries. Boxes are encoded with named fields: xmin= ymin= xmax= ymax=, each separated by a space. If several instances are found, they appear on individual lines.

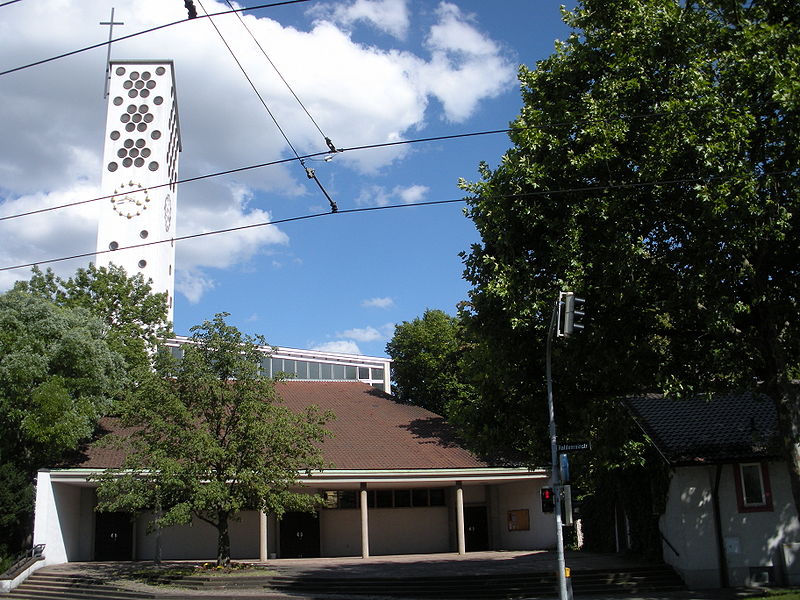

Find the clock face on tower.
xmin=110 ymin=181 xmax=150 ymax=219
xmin=163 ymin=193 xmax=172 ymax=232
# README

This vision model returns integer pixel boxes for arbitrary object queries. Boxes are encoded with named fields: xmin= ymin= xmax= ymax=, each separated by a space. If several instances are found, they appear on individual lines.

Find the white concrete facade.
xmin=660 ymin=462 xmax=800 ymax=588
xmin=95 ymin=60 xmax=181 ymax=322
xmin=33 ymin=468 xmax=556 ymax=564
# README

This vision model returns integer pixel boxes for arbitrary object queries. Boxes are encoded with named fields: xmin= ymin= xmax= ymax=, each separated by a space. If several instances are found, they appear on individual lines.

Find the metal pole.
xmin=546 ymin=295 xmax=569 ymax=600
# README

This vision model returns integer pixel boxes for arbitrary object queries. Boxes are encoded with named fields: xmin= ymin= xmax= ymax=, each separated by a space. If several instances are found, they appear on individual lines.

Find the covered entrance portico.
xmin=33 ymin=466 xmax=553 ymax=564
xmin=250 ymin=467 xmax=554 ymax=560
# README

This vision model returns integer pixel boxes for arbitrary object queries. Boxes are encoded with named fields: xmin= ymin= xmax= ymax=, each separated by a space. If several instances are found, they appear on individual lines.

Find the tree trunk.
xmin=216 ymin=511 xmax=231 ymax=567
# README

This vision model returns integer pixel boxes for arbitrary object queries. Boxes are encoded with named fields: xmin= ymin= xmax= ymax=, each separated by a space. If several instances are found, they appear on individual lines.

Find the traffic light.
xmin=541 ymin=487 xmax=555 ymax=513
xmin=559 ymin=292 xmax=585 ymax=336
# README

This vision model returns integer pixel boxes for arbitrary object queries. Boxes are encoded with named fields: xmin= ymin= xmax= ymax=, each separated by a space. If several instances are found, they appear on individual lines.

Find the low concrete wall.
xmin=0 ymin=557 xmax=45 ymax=593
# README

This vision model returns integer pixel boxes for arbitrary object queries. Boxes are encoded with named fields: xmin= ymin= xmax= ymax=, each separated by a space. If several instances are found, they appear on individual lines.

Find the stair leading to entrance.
xmin=3 ymin=562 xmax=686 ymax=599
xmin=264 ymin=564 xmax=686 ymax=599
xmin=1 ymin=572 xmax=156 ymax=600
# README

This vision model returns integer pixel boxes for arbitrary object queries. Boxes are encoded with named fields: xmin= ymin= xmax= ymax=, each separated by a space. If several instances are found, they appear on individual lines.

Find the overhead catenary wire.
xmin=223 ymin=0 xmax=337 ymax=153
xmin=0 ymin=0 xmax=23 ymax=7
xmin=0 ymin=198 xmax=465 ymax=272
xmin=0 ymin=170 xmax=793 ymax=273
xmin=0 ymin=0 xmax=310 ymax=78
xmin=195 ymin=0 xmax=338 ymax=212
xmin=0 ymin=126 xmax=515 ymax=223
xmin=1 ymin=106 xmax=794 ymax=224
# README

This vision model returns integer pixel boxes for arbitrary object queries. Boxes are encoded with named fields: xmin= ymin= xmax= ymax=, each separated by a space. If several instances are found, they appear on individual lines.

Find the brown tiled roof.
xmin=625 ymin=392 xmax=781 ymax=465
xmin=71 ymin=381 xmax=487 ymax=471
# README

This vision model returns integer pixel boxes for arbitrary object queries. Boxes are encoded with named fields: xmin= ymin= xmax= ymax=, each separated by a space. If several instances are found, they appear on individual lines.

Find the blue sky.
xmin=0 ymin=0 xmax=572 ymax=357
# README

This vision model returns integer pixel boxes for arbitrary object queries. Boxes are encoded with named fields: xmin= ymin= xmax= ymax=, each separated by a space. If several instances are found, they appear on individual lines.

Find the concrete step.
xmin=3 ymin=572 xmax=156 ymax=600
xmin=263 ymin=565 xmax=686 ymax=599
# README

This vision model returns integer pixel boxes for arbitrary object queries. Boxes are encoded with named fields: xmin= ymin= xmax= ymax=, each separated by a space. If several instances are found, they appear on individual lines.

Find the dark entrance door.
xmin=465 ymin=505 xmax=489 ymax=551
xmin=95 ymin=512 xmax=133 ymax=560
xmin=279 ymin=511 xmax=320 ymax=558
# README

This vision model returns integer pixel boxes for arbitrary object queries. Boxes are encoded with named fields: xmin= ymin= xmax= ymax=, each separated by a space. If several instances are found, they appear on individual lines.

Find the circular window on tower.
xmin=109 ymin=241 xmax=119 ymax=251
xmin=156 ymin=66 xmax=166 ymax=76
xmin=115 ymin=67 xmax=126 ymax=76
xmin=140 ymin=230 xmax=149 ymax=239
xmin=138 ymin=260 xmax=147 ymax=268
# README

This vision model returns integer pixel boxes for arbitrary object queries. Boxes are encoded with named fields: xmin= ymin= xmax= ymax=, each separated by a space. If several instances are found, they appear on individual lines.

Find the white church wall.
xmin=369 ymin=507 xmax=450 ymax=555
xmin=32 ymin=472 xmax=64 ymax=565
xmin=32 ymin=474 xmax=84 ymax=565
xmin=320 ymin=508 xmax=361 ymax=556
xmin=134 ymin=511 xmax=260 ymax=561
xmin=492 ymin=480 xmax=555 ymax=551
xmin=319 ymin=506 xmax=450 ymax=557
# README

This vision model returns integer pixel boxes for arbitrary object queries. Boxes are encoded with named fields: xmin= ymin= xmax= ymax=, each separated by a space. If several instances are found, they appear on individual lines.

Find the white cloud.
xmin=355 ymin=184 xmax=429 ymax=207
xmin=312 ymin=0 xmax=410 ymax=39
xmin=396 ymin=184 xmax=429 ymax=203
xmin=0 ymin=0 xmax=514 ymax=299
xmin=338 ymin=326 xmax=383 ymax=342
xmin=311 ymin=340 xmax=362 ymax=354
xmin=0 ymin=183 xmax=101 ymax=290
xmin=419 ymin=2 xmax=516 ymax=122
xmin=177 ymin=183 xmax=289 ymax=271
xmin=175 ymin=269 xmax=216 ymax=304
xmin=362 ymin=296 xmax=395 ymax=309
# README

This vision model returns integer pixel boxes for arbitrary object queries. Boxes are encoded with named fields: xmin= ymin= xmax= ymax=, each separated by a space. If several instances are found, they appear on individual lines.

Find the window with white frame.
xmin=734 ymin=462 xmax=773 ymax=512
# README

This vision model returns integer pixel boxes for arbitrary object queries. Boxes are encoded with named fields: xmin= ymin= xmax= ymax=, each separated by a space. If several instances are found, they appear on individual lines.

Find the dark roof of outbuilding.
xmin=71 ymin=381 xmax=488 ymax=471
xmin=624 ymin=392 xmax=781 ymax=465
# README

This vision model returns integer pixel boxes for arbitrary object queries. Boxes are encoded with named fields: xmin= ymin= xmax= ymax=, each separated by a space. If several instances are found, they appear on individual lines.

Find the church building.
xmin=30 ymin=60 xmax=555 ymax=566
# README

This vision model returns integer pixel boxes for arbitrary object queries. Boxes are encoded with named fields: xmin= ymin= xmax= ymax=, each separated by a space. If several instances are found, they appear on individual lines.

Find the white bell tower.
xmin=95 ymin=60 xmax=181 ymax=321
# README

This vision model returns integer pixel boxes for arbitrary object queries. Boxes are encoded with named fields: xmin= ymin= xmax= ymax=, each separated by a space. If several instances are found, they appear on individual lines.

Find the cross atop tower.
xmin=99 ymin=8 xmax=124 ymax=98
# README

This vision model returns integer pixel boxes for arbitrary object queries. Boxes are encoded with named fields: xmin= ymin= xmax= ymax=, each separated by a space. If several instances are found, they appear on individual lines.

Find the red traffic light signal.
xmin=541 ymin=487 xmax=555 ymax=513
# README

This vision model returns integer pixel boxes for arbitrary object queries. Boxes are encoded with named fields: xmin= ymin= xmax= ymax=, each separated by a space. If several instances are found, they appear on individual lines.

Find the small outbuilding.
xmin=626 ymin=392 xmax=800 ymax=589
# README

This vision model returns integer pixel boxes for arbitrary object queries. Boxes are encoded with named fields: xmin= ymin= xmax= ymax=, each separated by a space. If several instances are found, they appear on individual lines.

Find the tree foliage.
xmin=0 ymin=289 xmax=125 ymax=553
xmin=386 ymin=309 xmax=469 ymax=416
xmin=460 ymin=0 xmax=800 ymax=523
xmin=95 ymin=314 xmax=333 ymax=566
xmin=14 ymin=264 xmax=171 ymax=375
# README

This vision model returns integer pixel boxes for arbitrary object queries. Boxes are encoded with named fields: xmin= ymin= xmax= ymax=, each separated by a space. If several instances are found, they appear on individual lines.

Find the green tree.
xmin=460 ymin=0 xmax=800 ymax=515
xmin=14 ymin=264 xmax=171 ymax=375
xmin=0 ymin=289 xmax=125 ymax=553
xmin=95 ymin=314 xmax=333 ymax=566
xmin=386 ymin=309 xmax=469 ymax=416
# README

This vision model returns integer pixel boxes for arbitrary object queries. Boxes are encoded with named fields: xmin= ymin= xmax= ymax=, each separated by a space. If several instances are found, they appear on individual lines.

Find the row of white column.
xmin=258 ymin=481 xmax=468 ymax=561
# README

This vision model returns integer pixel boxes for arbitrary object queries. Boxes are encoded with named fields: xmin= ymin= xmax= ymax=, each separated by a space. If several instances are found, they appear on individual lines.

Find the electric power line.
xmin=0 ymin=127 xmax=516 ymax=223
xmin=1 ymin=170 xmax=793 ymax=273
xmin=0 ymin=0 xmax=23 ymax=8
xmin=224 ymin=0 xmax=336 ymax=153
xmin=196 ymin=0 xmax=338 ymax=212
xmin=0 ymin=97 xmax=790 ymax=225
xmin=0 ymin=198 xmax=464 ymax=273
xmin=0 ymin=0 xmax=310 ymax=78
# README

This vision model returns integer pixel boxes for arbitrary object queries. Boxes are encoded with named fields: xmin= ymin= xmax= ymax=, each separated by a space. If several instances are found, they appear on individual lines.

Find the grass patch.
xmin=755 ymin=590 xmax=800 ymax=599
xmin=125 ymin=562 xmax=275 ymax=583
